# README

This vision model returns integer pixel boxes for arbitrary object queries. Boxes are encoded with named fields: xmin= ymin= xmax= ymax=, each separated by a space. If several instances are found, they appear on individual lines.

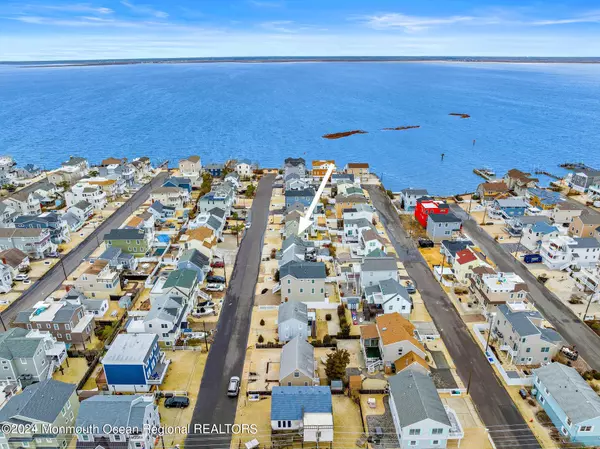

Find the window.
xmin=294 ymin=371 xmax=300 ymax=378
xmin=541 ymin=347 xmax=550 ymax=353
xmin=539 ymin=395 xmax=545 ymax=404
xmin=409 ymin=429 xmax=421 ymax=436
xmin=580 ymin=426 xmax=593 ymax=432
xmin=57 ymin=333 xmax=62 ymax=338
xmin=65 ymin=324 xmax=70 ymax=330
xmin=432 ymin=428 xmax=443 ymax=435
xmin=432 ymin=441 xmax=440 ymax=446
xmin=20 ymin=358 xmax=27 ymax=364
xmin=409 ymin=442 xmax=417 ymax=447
xmin=561 ymin=426 xmax=568 ymax=436
xmin=66 ymin=334 xmax=71 ymax=341
xmin=300 ymin=288 xmax=303 ymax=293
xmin=526 ymin=348 xmax=531 ymax=353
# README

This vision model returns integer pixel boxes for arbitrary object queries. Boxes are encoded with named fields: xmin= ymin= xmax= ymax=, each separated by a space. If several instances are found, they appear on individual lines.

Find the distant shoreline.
xmin=6 ymin=56 xmax=600 ymax=69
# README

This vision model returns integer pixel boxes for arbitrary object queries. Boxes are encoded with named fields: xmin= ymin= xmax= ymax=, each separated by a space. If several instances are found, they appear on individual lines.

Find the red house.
xmin=415 ymin=199 xmax=450 ymax=227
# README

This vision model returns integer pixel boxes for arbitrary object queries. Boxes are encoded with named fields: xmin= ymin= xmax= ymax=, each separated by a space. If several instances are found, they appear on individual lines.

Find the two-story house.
xmin=104 ymin=228 xmax=152 ymax=257
xmin=360 ymin=257 xmax=398 ymax=293
xmin=0 ymin=263 xmax=12 ymax=294
xmin=476 ymin=181 xmax=510 ymax=203
xmin=76 ymin=395 xmax=161 ymax=449
xmin=65 ymin=183 xmax=107 ymax=210
xmin=204 ymin=163 xmax=224 ymax=177
xmin=426 ymin=212 xmax=462 ymax=242
xmin=344 ymin=162 xmax=370 ymax=180
xmin=177 ymin=249 xmax=210 ymax=282
xmin=151 ymin=186 xmax=187 ymax=209
xmin=13 ymin=300 xmax=95 ymax=348
xmin=343 ymin=218 xmax=373 ymax=244
xmin=550 ymin=202 xmax=582 ymax=226
xmin=452 ymin=248 xmax=491 ymax=285
xmin=3 ymin=190 xmax=41 ymax=215
xmin=520 ymin=222 xmax=560 ymax=252
xmin=283 ymin=157 xmax=306 ymax=178
xmin=180 ymin=227 xmax=217 ymax=259
xmin=0 ymin=380 xmax=78 ymax=449
xmin=570 ymin=168 xmax=600 ymax=193
xmin=285 ymin=188 xmax=316 ymax=209
xmin=279 ymin=337 xmax=318 ymax=387
xmin=280 ymin=261 xmax=327 ymax=303
xmin=0 ymin=228 xmax=56 ymax=259
xmin=533 ymin=363 xmax=600 ymax=446
xmin=493 ymin=302 xmax=563 ymax=365
xmin=364 ymin=279 xmax=413 ymax=319
xmin=569 ymin=214 xmax=600 ymax=238
xmin=235 ymin=159 xmax=257 ymax=177
xmin=399 ymin=188 xmax=429 ymax=211
xmin=540 ymin=236 xmax=600 ymax=270
xmin=0 ymin=328 xmax=67 ymax=385
xmin=14 ymin=212 xmax=71 ymax=244
xmin=278 ymin=301 xmax=310 ymax=342
xmin=179 ymin=155 xmax=202 ymax=186
xmin=148 ymin=201 xmax=176 ymax=220
xmin=468 ymin=269 xmax=528 ymax=315
xmin=102 ymin=333 xmax=169 ymax=392
xmin=311 ymin=160 xmax=335 ymax=178
xmin=74 ymin=259 xmax=122 ymax=299
xmin=504 ymin=169 xmax=538 ymax=196
xmin=140 ymin=294 xmax=188 ymax=346
xmin=0 ymin=248 xmax=30 ymax=276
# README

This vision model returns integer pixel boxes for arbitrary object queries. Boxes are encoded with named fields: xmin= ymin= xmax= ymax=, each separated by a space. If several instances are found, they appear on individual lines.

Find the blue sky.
xmin=1 ymin=0 xmax=600 ymax=60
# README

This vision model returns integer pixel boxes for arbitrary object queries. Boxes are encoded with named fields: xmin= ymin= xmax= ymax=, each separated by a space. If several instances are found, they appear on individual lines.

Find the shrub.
xmin=325 ymin=313 xmax=332 ymax=321
xmin=259 ymin=319 xmax=265 ymax=326
xmin=323 ymin=335 xmax=332 ymax=345
xmin=337 ymin=304 xmax=345 ymax=317
xmin=593 ymin=372 xmax=600 ymax=381
xmin=257 ymin=335 xmax=264 ymax=344
xmin=339 ymin=324 xmax=351 ymax=338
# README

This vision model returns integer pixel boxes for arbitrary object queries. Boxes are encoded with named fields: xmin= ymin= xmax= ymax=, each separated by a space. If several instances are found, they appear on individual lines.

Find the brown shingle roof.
xmin=347 ymin=163 xmax=369 ymax=168
xmin=394 ymin=351 xmax=430 ymax=373
xmin=360 ymin=323 xmax=379 ymax=340
xmin=0 ymin=248 xmax=28 ymax=268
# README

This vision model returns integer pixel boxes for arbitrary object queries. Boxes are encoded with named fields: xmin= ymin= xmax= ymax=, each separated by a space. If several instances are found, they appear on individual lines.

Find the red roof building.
xmin=414 ymin=199 xmax=449 ymax=227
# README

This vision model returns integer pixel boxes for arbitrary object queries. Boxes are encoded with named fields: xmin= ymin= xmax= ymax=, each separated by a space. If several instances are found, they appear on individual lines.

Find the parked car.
xmin=227 ymin=376 xmax=240 ymax=397
xmin=404 ymin=280 xmax=416 ymax=294
xmin=14 ymin=274 xmax=30 ymax=281
xmin=523 ymin=254 xmax=543 ymax=264
xmin=205 ymin=283 xmax=224 ymax=292
xmin=211 ymin=260 xmax=225 ymax=268
xmin=165 ymin=396 xmax=190 ymax=408
xmin=207 ymin=275 xmax=226 ymax=284
xmin=418 ymin=238 xmax=434 ymax=248
xmin=518 ymin=389 xmax=528 ymax=399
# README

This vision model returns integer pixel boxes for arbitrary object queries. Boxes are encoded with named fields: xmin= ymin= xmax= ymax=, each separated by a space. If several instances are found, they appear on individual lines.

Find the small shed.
xmin=330 ymin=380 xmax=344 ymax=393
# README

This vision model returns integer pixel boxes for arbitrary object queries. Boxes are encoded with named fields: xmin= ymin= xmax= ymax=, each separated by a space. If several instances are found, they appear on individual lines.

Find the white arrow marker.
xmin=298 ymin=164 xmax=335 ymax=235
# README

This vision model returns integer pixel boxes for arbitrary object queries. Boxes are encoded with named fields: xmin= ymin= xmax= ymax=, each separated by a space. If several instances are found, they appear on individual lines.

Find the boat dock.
xmin=473 ymin=168 xmax=496 ymax=181
xmin=534 ymin=170 xmax=562 ymax=180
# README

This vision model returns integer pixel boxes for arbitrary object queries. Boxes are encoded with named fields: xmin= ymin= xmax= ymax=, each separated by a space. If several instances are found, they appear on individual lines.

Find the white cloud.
xmin=259 ymin=20 xmax=296 ymax=33
xmin=360 ymin=13 xmax=476 ymax=32
xmin=121 ymin=0 xmax=168 ymax=19
xmin=36 ymin=4 xmax=114 ymax=15
xmin=248 ymin=0 xmax=284 ymax=8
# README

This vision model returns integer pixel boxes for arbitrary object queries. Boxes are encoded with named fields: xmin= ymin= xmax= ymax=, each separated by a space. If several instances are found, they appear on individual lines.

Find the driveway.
xmin=186 ymin=174 xmax=274 ymax=446
xmin=0 ymin=171 xmax=168 ymax=328
xmin=365 ymin=185 xmax=539 ymax=449
xmin=451 ymin=203 xmax=600 ymax=371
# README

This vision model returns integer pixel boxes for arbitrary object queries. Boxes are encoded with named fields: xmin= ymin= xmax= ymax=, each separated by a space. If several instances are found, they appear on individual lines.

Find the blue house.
xmin=533 ymin=363 xmax=600 ymax=446
xmin=270 ymin=386 xmax=333 ymax=440
xmin=102 ymin=333 xmax=169 ymax=393
xmin=163 ymin=176 xmax=192 ymax=193
xmin=177 ymin=249 xmax=210 ymax=282
xmin=492 ymin=198 xmax=529 ymax=218
xmin=285 ymin=188 xmax=316 ymax=209
xmin=14 ymin=212 xmax=69 ymax=244
xmin=205 ymin=163 xmax=224 ymax=177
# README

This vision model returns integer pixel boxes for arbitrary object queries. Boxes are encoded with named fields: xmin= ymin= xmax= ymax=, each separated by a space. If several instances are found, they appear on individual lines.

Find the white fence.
xmin=472 ymin=323 xmax=533 ymax=386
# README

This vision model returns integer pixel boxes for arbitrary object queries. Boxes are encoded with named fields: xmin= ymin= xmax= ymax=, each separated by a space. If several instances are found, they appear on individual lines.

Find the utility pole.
xmin=583 ymin=289 xmax=597 ymax=322
xmin=0 ymin=313 xmax=6 ymax=332
xmin=481 ymin=203 xmax=488 ymax=225
xmin=202 ymin=321 xmax=209 ymax=352
xmin=59 ymin=256 xmax=68 ymax=281
xmin=514 ymin=231 xmax=524 ymax=258
xmin=466 ymin=363 xmax=473 ymax=394
xmin=485 ymin=313 xmax=495 ymax=352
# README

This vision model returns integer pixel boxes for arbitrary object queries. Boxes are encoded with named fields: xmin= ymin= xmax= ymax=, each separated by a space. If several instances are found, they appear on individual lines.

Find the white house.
xmin=0 ymin=263 xmax=12 ymax=294
xmin=360 ymin=257 xmax=398 ymax=293
xmin=65 ymin=183 xmax=107 ymax=210
xmin=235 ymin=159 xmax=255 ymax=177
xmin=400 ymin=188 xmax=429 ymax=211
xmin=550 ymin=202 xmax=582 ymax=226
xmin=278 ymin=301 xmax=310 ymax=342
xmin=521 ymin=222 xmax=560 ymax=252
xmin=364 ymin=279 xmax=413 ymax=319
xmin=151 ymin=186 xmax=187 ymax=209
xmin=280 ymin=261 xmax=327 ymax=303
xmin=3 ymin=190 xmax=41 ymax=215
xmin=141 ymin=294 xmax=188 ymax=346
xmin=540 ymin=236 xmax=600 ymax=270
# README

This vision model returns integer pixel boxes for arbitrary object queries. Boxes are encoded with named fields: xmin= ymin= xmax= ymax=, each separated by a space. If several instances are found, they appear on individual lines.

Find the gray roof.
xmin=280 ymin=261 xmax=326 ymax=280
xmin=145 ymin=295 xmax=184 ymax=322
xmin=379 ymin=279 xmax=411 ymax=301
xmin=495 ymin=198 xmax=529 ymax=208
xmin=62 ymin=211 xmax=80 ymax=227
xmin=104 ymin=228 xmax=146 ymax=241
xmin=208 ymin=207 xmax=226 ymax=219
xmin=98 ymin=246 xmax=123 ymax=261
xmin=103 ymin=333 xmax=158 ymax=364
xmin=76 ymin=395 xmax=151 ymax=430
xmin=428 ymin=212 xmax=461 ymax=223
xmin=572 ymin=237 xmax=600 ymax=249
xmin=179 ymin=249 xmax=209 ymax=269
xmin=279 ymin=337 xmax=315 ymax=381
xmin=534 ymin=363 xmax=600 ymax=424
xmin=282 ymin=235 xmax=313 ymax=252
xmin=285 ymin=188 xmax=315 ymax=198
xmin=497 ymin=304 xmax=562 ymax=342
xmin=345 ymin=218 xmax=372 ymax=228
xmin=0 ymin=379 xmax=75 ymax=424
xmin=0 ymin=328 xmax=43 ymax=360
xmin=401 ymin=188 xmax=429 ymax=195
xmin=206 ymin=216 xmax=223 ymax=232
xmin=388 ymin=370 xmax=451 ymax=428
xmin=361 ymin=257 xmax=397 ymax=273
xmin=278 ymin=301 xmax=308 ymax=325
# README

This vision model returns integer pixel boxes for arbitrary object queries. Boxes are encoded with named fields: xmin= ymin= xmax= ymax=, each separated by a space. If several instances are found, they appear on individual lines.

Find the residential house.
xmin=528 ymin=188 xmax=563 ymax=211
xmin=359 ymin=229 xmax=387 ymax=256
xmin=160 ymin=268 xmax=199 ymax=301
xmin=284 ymin=157 xmax=307 ymax=178
xmin=285 ymin=188 xmax=316 ymax=209
xmin=99 ymin=161 xmax=136 ymax=187
xmin=570 ymin=168 xmax=600 ymax=193
xmin=0 ymin=380 xmax=78 ymax=449
xmin=0 ymin=263 xmax=11 ymax=294
xmin=550 ymin=202 xmax=582 ymax=226
xmin=189 ymin=208 xmax=225 ymax=239
xmin=493 ymin=302 xmax=563 ymax=365
xmin=179 ymin=155 xmax=202 ymax=186
xmin=65 ymin=183 xmax=107 ymax=210
xmin=204 ymin=163 xmax=224 ymax=177
xmin=335 ymin=194 xmax=369 ymax=219
xmin=177 ymin=249 xmax=210 ymax=282
xmin=279 ymin=235 xmax=314 ymax=267
xmin=278 ymin=301 xmax=310 ymax=342
xmin=359 ymin=313 xmax=426 ymax=373
xmin=102 ymin=333 xmax=169 ymax=392
xmin=0 ymin=328 xmax=67 ymax=384
xmin=280 ymin=260 xmax=327 ymax=303
xmin=533 ymin=363 xmax=600 ymax=446
xmin=61 ymin=156 xmax=89 ymax=174
xmin=0 ymin=203 xmax=18 ymax=227
xmin=504 ymin=169 xmax=538 ymax=195
xmin=100 ymin=156 xmax=127 ymax=167
xmin=0 ymin=228 xmax=56 ymax=259
xmin=148 ymin=201 xmax=176 ymax=220
xmin=415 ymin=199 xmax=449 ymax=227
xmin=452 ymin=248 xmax=491 ymax=284
xmin=364 ymin=279 xmax=412 ymax=319
xmin=491 ymin=197 xmax=529 ymax=219
xmin=74 ymin=259 xmax=122 ymax=299
xmin=426 ymin=212 xmax=462 ymax=242
xmin=343 ymin=218 xmax=373 ymax=243
xmin=224 ymin=171 xmax=241 ymax=189
xmin=476 ymin=181 xmax=510 ymax=203
xmin=131 ymin=156 xmax=152 ymax=179
xmin=270 ymin=386 xmax=333 ymax=443
xmin=97 ymin=246 xmax=137 ymax=271
xmin=3 ymin=190 xmax=41 ymax=215
xmin=521 ymin=222 xmax=560 ymax=251
xmin=125 ymin=210 xmax=155 ymax=241
xmin=14 ymin=212 xmax=70 ymax=244
xmin=343 ymin=204 xmax=374 ymax=223
xmin=279 ymin=337 xmax=318 ymax=387
xmin=62 ymin=288 xmax=109 ymax=318
xmin=344 ymin=162 xmax=370 ymax=179
xmin=0 ymin=156 xmax=16 ymax=185
xmin=285 ymin=173 xmax=310 ymax=191
xmin=570 ymin=214 xmax=600 ymax=238
xmin=505 ymin=215 xmax=552 ymax=237
xmin=87 ymin=177 xmax=126 ymax=199
xmin=388 ymin=370 xmax=458 ymax=449
xmin=360 ymin=257 xmax=398 ymax=292
xmin=68 ymin=200 xmax=94 ymax=221
xmin=399 ymin=188 xmax=429 ymax=211
xmin=13 ymin=300 xmax=94 ymax=347
xmin=151 ymin=186 xmax=187 ymax=209
xmin=180 ymin=227 xmax=218 ymax=259
xmin=142 ymin=294 xmax=188 ymax=346
xmin=311 ymin=160 xmax=335 ymax=178
xmin=198 ymin=186 xmax=234 ymax=214
xmin=235 ymin=159 xmax=256 ymax=177
xmin=0 ymin=248 xmax=29 ymax=275
xmin=469 ymin=269 xmax=528 ymax=314
xmin=75 ymin=395 xmax=161 ymax=449
xmin=541 ymin=236 xmax=600 ymax=270
xmin=163 ymin=176 xmax=192 ymax=193
xmin=337 ymin=182 xmax=364 ymax=197
xmin=104 ymin=228 xmax=151 ymax=256
xmin=440 ymin=239 xmax=472 ymax=264
xmin=330 ymin=173 xmax=355 ymax=185
xmin=48 ymin=166 xmax=82 ymax=186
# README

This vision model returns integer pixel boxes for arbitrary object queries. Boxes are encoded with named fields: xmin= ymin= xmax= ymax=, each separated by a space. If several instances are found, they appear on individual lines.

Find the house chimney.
xmin=66 ymin=285 xmax=72 ymax=292
xmin=1 ymin=258 xmax=6 ymax=265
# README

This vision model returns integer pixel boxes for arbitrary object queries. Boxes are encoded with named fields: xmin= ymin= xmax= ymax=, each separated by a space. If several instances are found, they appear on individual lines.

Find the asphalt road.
xmin=187 ymin=174 xmax=274 ymax=447
xmin=365 ymin=186 xmax=540 ymax=449
xmin=451 ymin=204 xmax=600 ymax=371
xmin=0 ymin=171 xmax=169 ymax=327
